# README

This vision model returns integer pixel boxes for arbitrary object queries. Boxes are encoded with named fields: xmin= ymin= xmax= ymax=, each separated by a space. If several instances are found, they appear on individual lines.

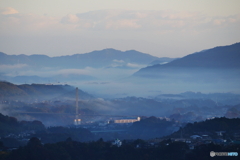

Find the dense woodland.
xmin=0 ymin=113 xmax=45 ymax=137
xmin=128 ymin=116 xmax=175 ymax=139
xmin=169 ymin=117 xmax=240 ymax=139
xmin=0 ymin=137 xmax=239 ymax=160
xmin=1 ymin=113 xmax=240 ymax=159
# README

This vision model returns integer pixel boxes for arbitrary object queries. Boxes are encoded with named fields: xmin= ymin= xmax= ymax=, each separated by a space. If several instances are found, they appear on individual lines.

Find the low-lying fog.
xmin=1 ymin=57 xmax=240 ymax=126
xmin=71 ymin=68 xmax=240 ymax=98
xmin=2 ymin=64 xmax=240 ymax=98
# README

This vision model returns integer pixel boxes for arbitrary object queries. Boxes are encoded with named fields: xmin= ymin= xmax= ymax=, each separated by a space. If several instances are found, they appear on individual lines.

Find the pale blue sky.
xmin=0 ymin=0 xmax=240 ymax=57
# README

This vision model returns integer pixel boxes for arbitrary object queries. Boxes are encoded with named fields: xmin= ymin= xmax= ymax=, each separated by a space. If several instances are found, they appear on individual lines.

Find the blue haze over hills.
xmin=129 ymin=42 xmax=240 ymax=95
xmin=0 ymin=43 xmax=240 ymax=97
xmin=135 ymin=42 xmax=240 ymax=72
xmin=1 ymin=43 xmax=240 ymax=126
xmin=0 ymin=49 xmax=175 ymax=93
xmin=0 ymin=49 xmax=160 ymax=68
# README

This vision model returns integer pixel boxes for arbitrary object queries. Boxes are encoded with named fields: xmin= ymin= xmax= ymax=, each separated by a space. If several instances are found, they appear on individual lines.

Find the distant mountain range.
xmin=0 ymin=48 xmax=178 ymax=84
xmin=0 ymin=81 xmax=92 ymax=101
xmin=134 ymin=42 xmax=240 ymax=78
xmin=0 ymin=48 xmax=160 ymax=69
xmin=1 ymin=43 xmax=239 ymax=95
xmin=1 ymin=75 xmax=97 ymax=85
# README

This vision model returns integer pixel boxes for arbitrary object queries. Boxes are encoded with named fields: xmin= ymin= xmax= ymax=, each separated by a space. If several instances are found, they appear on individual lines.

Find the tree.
xmin=27 ymin=137 xmax=42 ymax=148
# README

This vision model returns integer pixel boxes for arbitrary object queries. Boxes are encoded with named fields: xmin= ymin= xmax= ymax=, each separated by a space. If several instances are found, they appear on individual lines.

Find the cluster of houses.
xmin=145 ymin=130 xmax=240 ymax=150
xmin=0 ymin=131 xmax=36 ymax=150
xmin=110 ymin=129 xmax=240 ymax=150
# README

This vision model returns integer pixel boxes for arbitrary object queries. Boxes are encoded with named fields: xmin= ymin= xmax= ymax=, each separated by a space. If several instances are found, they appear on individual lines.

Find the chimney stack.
xmin=76 ymin=87 xmax=78 ymax=116
xmin=74 ymin=87 xmax=81 ymax=125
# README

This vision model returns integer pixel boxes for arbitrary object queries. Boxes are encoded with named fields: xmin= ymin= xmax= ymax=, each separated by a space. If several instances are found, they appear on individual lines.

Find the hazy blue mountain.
xmin=54 ymin=88 xmax=94 ymax=100
xmin=0 ymin=52 xmax=30 ymax=65
xmin=0 ymin=75 xmax=97 ymax=85
xmin=8 ymin=75 xmax=51 ymax=84
xmin=0 ymin=48 xmax=161 ymax=85
xmin=134 ymin=42 xmax=240 ymax=77
xmin=0 ymin=81 xmax=92 ymax=101
xmin=0 ymin=48 xmax=159 ymax=69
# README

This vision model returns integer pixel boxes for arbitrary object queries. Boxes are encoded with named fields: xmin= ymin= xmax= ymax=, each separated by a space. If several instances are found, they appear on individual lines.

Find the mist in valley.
xmin=1 ymin=2 xmax=240 ymax=158
xmin=1 ymin=43 xmax=240 ymax=127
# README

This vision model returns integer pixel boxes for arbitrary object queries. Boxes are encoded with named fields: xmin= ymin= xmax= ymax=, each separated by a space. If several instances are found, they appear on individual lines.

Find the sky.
xmin=0 ymin=0 xmax=240 ymax=58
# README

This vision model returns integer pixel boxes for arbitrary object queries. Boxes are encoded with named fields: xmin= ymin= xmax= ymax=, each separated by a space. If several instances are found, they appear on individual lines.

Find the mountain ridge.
xmin=0 ymin=81 xmax=92 ymax=101
xmin=0 ymin=48 xmax=160 ymax=69
xmin=134 ymin=42 xmax=240 ymax=77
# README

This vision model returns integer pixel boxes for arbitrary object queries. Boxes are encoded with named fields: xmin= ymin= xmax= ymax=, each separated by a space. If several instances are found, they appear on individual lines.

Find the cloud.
xmin=1 ymin=7 xmax=19 ymax=15
xmin=61 ymin=14 xmax=79 ymax=24
xmin=61 ymin=10 xmax=239 ymax=32
xmin=106 ymin=19 xmax=141 ymax=29
xmin=228 ymin=18 xmax=237 ymax=23
xmin=0 ymin=64 xmax=28 ymax=70
xmin=0 ymin=9 xmax=239 ymax=57
xmin=0 ymin=64 xmax=29 ymax=77
xmin=110 ymin=60 xmax=146 ymax=68
xmin=74 ymin=10 xmax=198 ymax=30
xmin=0 ymin=12 xmax=70 ymax=36
xmin=134 ymin=12 xmax=148 ymax=19
xmin=161 ymin=11 xmax=199 ymax=19
xmin=113 ymin=59 xmax=124 ymax=63
xmin=2 ymin=67 xmax=92 ymax=77
xmin=1 ymin=9 xmax=240 ymax=35
xmin=213 ymin=19 xmax=226 ymax=25
xmin=56 ymin=68 xmax=89 ymax=75
xmin=126 ymin=63 xmax=146 ymax=68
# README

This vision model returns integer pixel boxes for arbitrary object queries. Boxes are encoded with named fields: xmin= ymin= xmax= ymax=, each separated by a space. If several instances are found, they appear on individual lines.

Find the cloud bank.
xmin=1 ymin=7 xmax=19 ymax=15
xmin=1 ymin=9 xmax=239 ymax=34
xmin=0 ymin=9 xmax=239 ymax=57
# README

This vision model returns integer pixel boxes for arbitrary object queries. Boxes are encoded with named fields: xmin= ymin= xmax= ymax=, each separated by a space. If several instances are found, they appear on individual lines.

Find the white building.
xmin=114 ymin=117 xmax=141 ymax=124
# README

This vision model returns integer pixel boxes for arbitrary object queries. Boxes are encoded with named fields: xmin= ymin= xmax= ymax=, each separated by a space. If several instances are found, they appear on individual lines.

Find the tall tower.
xmin=76 ymin=87 xmax=78 ymax=117
xmin=74 ymin=87 xmax=81 ymax=125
